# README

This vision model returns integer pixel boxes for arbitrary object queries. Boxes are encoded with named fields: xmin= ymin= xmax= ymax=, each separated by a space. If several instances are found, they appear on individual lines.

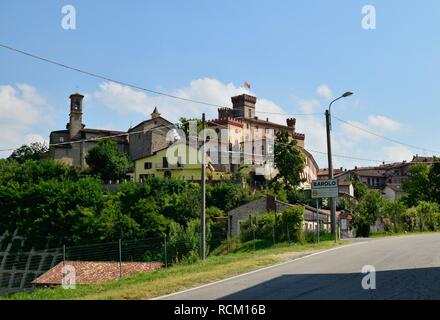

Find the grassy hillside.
xmin=3 ymin=240 xmax=346 ymax=300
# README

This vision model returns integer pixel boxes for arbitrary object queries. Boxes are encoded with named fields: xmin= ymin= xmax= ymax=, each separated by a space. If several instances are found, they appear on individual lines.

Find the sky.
xmin=1 ymin=0 xmax=440 ymax=169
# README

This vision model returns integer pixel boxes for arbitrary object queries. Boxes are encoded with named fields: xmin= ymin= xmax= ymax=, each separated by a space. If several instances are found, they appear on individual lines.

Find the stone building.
xmin=128 ymin=107 xmax=175 ymax=162
xmin=49 ymin=93 xmax=128 ymax=168
xmin=227 ymin=195 xmax=331 ymax=238
xmin=207 ymin=94 xmax=318 ymax=187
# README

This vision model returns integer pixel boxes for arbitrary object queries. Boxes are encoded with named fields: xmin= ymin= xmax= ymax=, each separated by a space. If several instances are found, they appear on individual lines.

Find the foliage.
xmin=273 ymin=130 xmax=305 ymax=190
xmin=383 ymin=200 xmax=406 ymax=233
xmin=176 ymin=117 xmax=203 ymax=139
xmin=240 ymin=206 xmax=304 ymax=243
xmin=428 ymin=160 xmax=440 ymax=204
xmin=167 ymin=219 xmax=211 ymax=264
xmin=280 ymin=206 xmax=304 ymax=242
xmin=351 ymin=189 xmax=385 ymax=237
xmin=7 ymin=142 xmax=49 ymax=163
xmin=85 ymin=139 xmax=132 ymax=181
xmin=401 ymin=207 xmax=418 ymax=232
xmin=415 ymin=201 xmax=439 ymax=232
xmin=206 ymin=182 xmax=251 ymax=212
xmin=402 ymin=164 xmax=431 ymax=207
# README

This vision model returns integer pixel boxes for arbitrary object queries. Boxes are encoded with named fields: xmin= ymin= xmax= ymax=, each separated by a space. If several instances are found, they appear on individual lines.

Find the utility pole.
xmin=325 ymin=109 xmax=336 ymax=239
xmin=325 ymin=92 xmax=353 ymax=242
xmin=200 ymin=113 xmax=206 ymax=260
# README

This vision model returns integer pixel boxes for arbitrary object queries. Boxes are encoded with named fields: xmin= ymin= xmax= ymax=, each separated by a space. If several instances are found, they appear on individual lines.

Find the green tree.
xmin=281 ymin=206 xmax=304 ymax=242
xmin=7 ymin=142 xmax=49 ymax=163
xmin=416 ymin=201 xmax=439 ymax=231
xmin=383 ymin=200 xmax=406 ymax=233
xmin=428 ymin=159 xmax=440 ymax=203
xmin=206 ymin=182 xmax=251 ymax=212
xmin=273 ymin=130 xmax=305 ymax=190
xmin=176 ymin=117 xmax=203 ymax=139
xmin=402 ymin=164 xmax=431 ymax=207
xmin=85 ymin=139 xmax=132 ymax=181
xmin=401 ymin=207 xmax=418 ymax=232
xmin=352 ymin=189 xmax=385 ymax=237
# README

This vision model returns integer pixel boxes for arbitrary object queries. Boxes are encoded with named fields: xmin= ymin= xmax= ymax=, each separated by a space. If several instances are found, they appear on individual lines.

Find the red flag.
xmin=244 ymin=81 xmax=251 ymax=89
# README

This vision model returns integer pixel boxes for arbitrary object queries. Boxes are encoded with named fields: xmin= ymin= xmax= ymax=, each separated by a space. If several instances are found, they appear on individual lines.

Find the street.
xmin=158 ymin=234 xmax=440 ymax=300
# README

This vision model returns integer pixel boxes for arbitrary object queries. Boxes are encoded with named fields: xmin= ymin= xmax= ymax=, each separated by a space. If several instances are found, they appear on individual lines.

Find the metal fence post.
xmin=271 ymin=226 xmax=274 ymax=245
xmin=253 ymin=228 xmax=256 ymax=251
xmin=164 ymin=235 xmax=168 ymax=268
xmin=287 ymin=225 xmax=290 ymax=244
xmin=63 ymin=244 xmax=66 ymax=268
xmin=118 ymin=239 xmax=122 ymax=279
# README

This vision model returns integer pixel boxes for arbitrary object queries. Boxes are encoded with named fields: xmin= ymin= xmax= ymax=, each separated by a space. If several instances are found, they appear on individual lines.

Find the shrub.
xmin=281 ymin=206 xmax=304 ymax=242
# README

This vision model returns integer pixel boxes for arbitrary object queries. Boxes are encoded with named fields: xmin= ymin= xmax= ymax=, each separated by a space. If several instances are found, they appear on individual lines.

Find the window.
xmin=162 ymin=157 xmax=169 ymax=168
xmin=144 ymin=162 xmax=152 ymax=169
xmin=59 ymin=137 xmax=64 ymax=143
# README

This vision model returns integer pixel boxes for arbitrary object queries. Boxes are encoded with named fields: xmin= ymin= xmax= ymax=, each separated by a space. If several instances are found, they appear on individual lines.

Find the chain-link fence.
xmin=0 ymin=229 xmax=230 ymax=294
xmin=0 ymin=216 xmax=333 ymax=295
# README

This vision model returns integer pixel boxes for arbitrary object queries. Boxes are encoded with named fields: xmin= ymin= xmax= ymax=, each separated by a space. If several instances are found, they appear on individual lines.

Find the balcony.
xmin=154 ymin=163 xmax=184 ymax=170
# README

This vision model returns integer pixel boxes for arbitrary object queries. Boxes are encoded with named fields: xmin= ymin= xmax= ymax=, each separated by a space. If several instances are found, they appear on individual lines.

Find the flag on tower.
xmin=243 ymin=81 xmax=251 ymax=89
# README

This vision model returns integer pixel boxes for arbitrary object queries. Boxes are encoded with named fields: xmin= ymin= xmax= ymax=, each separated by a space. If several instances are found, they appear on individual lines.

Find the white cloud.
xmin=0 ymin=84 xmax=51 ymax=158
xmin=316 ymin=84 xmax=333 ymax=100
xmin=297 ymin=99 xmax=320 ymax=114
xmin=383 ymin=145 xmax=413 ymax=162
xmin=367 ymin=115 xmax=401 ymax=131
xmin=94 ymin=78 xmax=253 ymax=122
xmin=94 ymin=78 xmax=412 ymax=170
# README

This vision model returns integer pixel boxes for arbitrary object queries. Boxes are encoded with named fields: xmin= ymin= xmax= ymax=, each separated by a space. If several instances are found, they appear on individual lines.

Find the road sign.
xmin=311 ymin=179 xmax=339 ymax=199
xmin=340 ymin=219 xmax=347 ymax=230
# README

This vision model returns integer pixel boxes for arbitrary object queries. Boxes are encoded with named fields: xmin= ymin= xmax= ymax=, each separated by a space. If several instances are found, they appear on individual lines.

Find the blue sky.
xmin=1 ymin=0 xmax=439 ymax=168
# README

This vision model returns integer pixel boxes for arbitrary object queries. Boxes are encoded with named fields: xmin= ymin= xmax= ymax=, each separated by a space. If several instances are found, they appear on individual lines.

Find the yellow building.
xmin=133 ymin=143 xmax=230 ymax=182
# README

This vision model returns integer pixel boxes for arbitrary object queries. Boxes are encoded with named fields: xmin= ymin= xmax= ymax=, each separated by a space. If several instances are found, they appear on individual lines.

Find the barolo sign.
xmin=311 ymin=179 xmax=339 ymax=199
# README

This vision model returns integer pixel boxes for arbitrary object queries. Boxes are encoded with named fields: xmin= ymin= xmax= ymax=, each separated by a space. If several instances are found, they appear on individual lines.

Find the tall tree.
xmin=402 ymin=164 xmax=431 ymax=207
xmin=8 ymin=142 xmax=49 ymax=163
xmin=428 ymin=159 xmax=440 ymax=203
xmin=273 ymin=130 xmax=305 ymax=190
xmin=85 ymin=139 xmax=132 ymax=181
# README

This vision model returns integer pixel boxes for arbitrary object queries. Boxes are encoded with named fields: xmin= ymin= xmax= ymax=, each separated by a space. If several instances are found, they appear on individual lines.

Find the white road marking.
xmin=151 ymin=241 xmax=368 ymax=300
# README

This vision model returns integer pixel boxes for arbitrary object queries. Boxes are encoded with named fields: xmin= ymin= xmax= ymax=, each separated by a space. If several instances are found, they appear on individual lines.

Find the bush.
xmin=255 ymin=213 xmax=277 ymax=241
xmin=166 ymin=219 xmax=210 ymax=265
xmin=354 ymin=214 xmax=370 ymax=237
xmin=281 ymin=206 xmax=304 ymax=242
xmin=401 ymin=207 xmax=418 ymax=232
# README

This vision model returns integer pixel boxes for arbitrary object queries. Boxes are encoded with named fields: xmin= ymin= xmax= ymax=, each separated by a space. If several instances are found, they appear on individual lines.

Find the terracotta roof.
xmin=318 ymin=168 xmax=344 ymax=177
xmin=80 ymin=128 xmax=127 ymax=135
xmin=32 ymin=261 xmax=162 ymax=286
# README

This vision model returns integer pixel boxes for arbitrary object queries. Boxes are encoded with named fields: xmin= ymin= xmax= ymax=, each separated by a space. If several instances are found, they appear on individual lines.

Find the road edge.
xmin=151 ymin=241 xmax=368 ymax=300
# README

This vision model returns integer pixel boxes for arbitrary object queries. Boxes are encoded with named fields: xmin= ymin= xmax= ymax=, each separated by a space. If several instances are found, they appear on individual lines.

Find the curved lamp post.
xmin=325 ymin=92 xmax=353 ymax=239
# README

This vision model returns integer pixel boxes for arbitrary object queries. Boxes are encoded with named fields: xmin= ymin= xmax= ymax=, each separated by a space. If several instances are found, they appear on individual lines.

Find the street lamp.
xmin=325 ymin=91 xmax=353 ymax=239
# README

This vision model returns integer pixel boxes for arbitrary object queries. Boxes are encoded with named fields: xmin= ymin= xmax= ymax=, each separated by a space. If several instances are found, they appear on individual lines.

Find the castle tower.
xmin=68 ymin=93 xmax=84 ymax=138
xmin=231 ymin=94 xmax=257 ymax=119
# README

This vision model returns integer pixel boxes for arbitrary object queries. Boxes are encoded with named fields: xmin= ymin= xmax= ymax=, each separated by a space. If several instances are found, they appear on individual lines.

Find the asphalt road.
xmin=158 ymin=234 xmax=440 ymax=300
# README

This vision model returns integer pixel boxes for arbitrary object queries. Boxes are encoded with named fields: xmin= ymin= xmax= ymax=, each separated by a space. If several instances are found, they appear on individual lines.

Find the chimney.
xmin=286 ymin=118 xmax=296 ymax=130
xmin=231 ymin=94 xmax=256 ymax=119
xmin=68 ymin=93 xmax=84 ymax=138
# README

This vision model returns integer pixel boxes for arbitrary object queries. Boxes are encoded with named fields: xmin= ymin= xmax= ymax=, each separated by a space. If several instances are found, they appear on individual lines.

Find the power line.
xmin=1 ymin=44 xmax=437 ymax=162
xmin=332 ymin=114 xmax=440 ymax=155
xmin=0 ymin=43 xmax=321 ymax=118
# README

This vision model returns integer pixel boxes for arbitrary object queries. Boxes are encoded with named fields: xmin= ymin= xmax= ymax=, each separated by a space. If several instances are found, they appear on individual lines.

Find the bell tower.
xmin=68 ymin=93 xmax=84 ymax=138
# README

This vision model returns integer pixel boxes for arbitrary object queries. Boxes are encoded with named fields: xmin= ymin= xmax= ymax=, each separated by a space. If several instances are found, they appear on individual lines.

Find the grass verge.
xmin=2 ymin=239 xmax=346 ymax=300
